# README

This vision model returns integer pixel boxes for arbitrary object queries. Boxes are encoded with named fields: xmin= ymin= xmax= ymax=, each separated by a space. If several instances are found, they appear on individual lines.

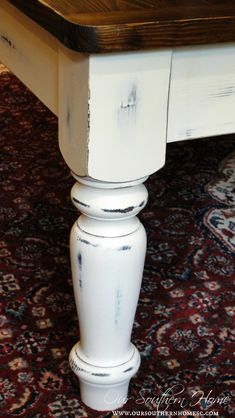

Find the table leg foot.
xmin=70 ymin=342 xmax=140 ymax=410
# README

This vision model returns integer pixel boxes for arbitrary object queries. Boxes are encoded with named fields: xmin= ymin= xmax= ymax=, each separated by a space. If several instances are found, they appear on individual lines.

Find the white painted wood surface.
xmin=59 ymin=47 xmax=172 ymax=182
xmin=1 ymin=1 xmax=235 ymax=167
xmin=0 ymin=0 xmax=58 ymax=114
xmin=168 ymin=43 xmax=235 ymax=142
xmin=69 ymin=177 xmax=148 ymax=410
xmin=86 ymin=51 xmax=172 ymax=182
xmin=58 ymin=49 xmax=89 ymax=176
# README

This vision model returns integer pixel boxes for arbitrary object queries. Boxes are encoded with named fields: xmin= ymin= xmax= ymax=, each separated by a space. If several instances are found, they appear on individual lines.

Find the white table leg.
xmin=57 ymin=47 xmax=172 ymax=411
xmin=69 ymin=176 xmax=148 ymax=411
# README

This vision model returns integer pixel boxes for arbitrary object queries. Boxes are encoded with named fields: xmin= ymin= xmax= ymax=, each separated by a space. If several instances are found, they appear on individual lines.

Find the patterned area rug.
xmin=205 ymin=152 xmax=235 ymax=253
xmin=0 ymin=68 xmax=235 ymax=417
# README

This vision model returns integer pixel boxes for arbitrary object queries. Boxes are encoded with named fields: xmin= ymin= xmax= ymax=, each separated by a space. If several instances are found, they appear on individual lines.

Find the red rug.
xmin=0 ymin=68 xmax=234 ymax=417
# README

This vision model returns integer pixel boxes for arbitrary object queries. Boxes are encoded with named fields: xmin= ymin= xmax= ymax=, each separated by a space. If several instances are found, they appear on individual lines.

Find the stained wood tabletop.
xmin=7 ymin=0 xmax=235 ymax=53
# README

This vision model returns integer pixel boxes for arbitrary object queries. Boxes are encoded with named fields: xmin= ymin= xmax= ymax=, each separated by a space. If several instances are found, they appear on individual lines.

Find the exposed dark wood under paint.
xmin=7 ymin=0 xmax=235 ymax=53
xmin=118 ymin=246 xmax=132 ymax=251
xmin=0 ymin=34 xmax=15 ymax=49
xmin=124 ymin=367 xmax=133 ymax=373
xmin=91 ymin=372 xmax=110 ymax=377
xmin=102 ymin=206 xmax=135 ymax=214
xmin=72 ymin=197 xmax=90 ymax=208
xmin=78 ymin=237 xmax=98 ymax=247
xmin=78 ymin=253 xmax=82 ymax=267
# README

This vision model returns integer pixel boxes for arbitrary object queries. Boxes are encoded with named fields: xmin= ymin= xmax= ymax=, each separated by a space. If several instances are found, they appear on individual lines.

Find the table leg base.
xmin=70 ymin=342 xmax=140 ymax=411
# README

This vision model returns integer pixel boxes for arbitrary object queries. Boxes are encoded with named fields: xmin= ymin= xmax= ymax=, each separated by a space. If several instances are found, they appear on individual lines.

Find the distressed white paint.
xmin=59 ymin=43 xmax=235 ymax=180
xmin=59 ymin=48 xmax=172 ymax=182
xmin=1 ymin=1 xmax=235 ymax=171
xmin=167 ymin=43 xmax=235 ymax=142
xmin=58 ymin=49 xmax=89 ymax=176
xmin=87 ymin=51 xmax=172 ymax=182
xmin=69 ymin=177 xmax=148 ymax=410
xmin=0 ymin=0 xmax=58 ymax=114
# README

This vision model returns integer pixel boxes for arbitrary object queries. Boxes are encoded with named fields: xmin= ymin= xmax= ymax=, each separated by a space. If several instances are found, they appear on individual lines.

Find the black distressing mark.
xmin=78 ymin=238 xmax=98 ymax=247
xmin=78 ymin=253 xmax=82 ymax=267
xmin=0 ymin=35 xmax=15 ymax=49
xmin=115 ymin=289 xmax=122 ymax=326
xmin=70 ymin=359 xmax=86 ymax=373
xmin=124 ymin=367 xmax=133 ymax=373
xmin=88 ymin=89 xmax=91 ymax=132
xmin=139 ymin=200 xmax=145 ymax=208
xmin=79 ymin=238 xmax=91 ymax=245
xmin=77 ymin=367 xmax=89 ymax=374
xmin=185 ymin=129 xmax=194 ymax=138
xmin=118 ymin=245 xmax=131 ymax=251
xmin=120 ymin=84 xmax=137 ymax=111
xmin=102 ymin=206 xmax=135 ymax=214
xmin=78 ymin=254 xmax=82 ymax=288
xmin=67 ymin=108 xmax=70 ymax=126
xmin=91 ymin=373 xmax=110 ymax=377
xmin=73 ymin=197 xmax=90 ymax=208
xmin=212 ymin=86 xmax=235 ymax=98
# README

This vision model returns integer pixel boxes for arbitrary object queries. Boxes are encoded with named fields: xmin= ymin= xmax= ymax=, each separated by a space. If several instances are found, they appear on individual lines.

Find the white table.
xmin=1 ymin=0 xmax=235 ymax=411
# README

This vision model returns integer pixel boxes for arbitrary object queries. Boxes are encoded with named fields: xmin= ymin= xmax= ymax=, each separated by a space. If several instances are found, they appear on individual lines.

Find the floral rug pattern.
xmin=0 ymin=68 xmax=235 ymax=417
xmin=205 ymin=151 xmax=235 ymax=253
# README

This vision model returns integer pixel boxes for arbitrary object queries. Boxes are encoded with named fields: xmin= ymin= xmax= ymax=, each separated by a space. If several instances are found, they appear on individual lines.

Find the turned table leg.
xmin=57 ymin=47 xmax=172 ymax=410
xmin=69 ymin=176 xmax=148 ymax=410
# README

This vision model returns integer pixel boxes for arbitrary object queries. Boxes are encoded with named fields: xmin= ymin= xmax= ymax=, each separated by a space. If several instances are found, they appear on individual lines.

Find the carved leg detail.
xmin=69 ymin=176 xmax=148 ymax=411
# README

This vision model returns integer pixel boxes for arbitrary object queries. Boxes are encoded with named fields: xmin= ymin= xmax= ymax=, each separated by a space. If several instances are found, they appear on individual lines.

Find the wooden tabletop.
xmin=7 ymin=0 xmax=235 ymax=53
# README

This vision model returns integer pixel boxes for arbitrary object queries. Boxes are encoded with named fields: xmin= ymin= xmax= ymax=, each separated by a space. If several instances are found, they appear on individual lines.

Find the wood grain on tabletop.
xmin=7 ymin=0 xmax=235 ymax=53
